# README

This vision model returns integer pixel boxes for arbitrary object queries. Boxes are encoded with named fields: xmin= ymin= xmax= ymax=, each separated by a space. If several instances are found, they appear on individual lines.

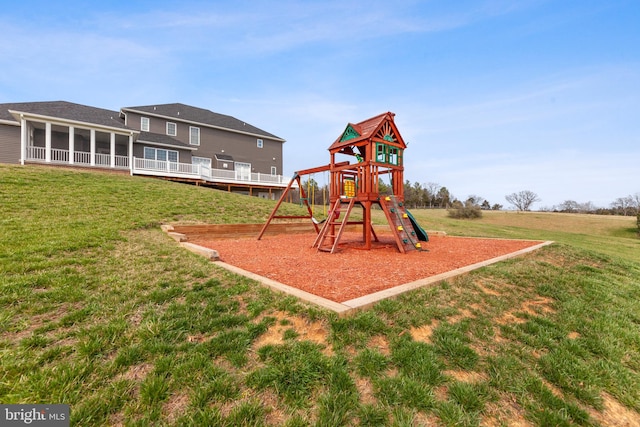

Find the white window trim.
xmin=257 ymin=138 xmax=263 ymax=148
xmin=166 ymin=122 xmax=177 ymax=136
xmin=141 ymin=117 xmax=150 ymax=132
xmin=144 ymin=147 xmax=179 ymax=162
xmin=271 ymin=166 xmax=277 ymax=175
xmin=189 ymin=126 xmax=200 ymax=146
xmin=143 ymin=147 xmax=154 ymax=159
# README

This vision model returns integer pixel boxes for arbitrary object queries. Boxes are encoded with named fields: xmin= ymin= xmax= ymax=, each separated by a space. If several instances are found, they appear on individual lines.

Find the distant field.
xmin=412 ymin=209 xmax=636 ymax=236
xmin=1 ymin=165 xmax=639 ymax=426
xmin=373 ymin=208 xmax=639 ymax=263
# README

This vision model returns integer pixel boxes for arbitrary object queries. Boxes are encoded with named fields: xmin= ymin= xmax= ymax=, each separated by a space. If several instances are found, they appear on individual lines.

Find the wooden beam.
xmin=295 ymin=161 xmax=349 ymax=177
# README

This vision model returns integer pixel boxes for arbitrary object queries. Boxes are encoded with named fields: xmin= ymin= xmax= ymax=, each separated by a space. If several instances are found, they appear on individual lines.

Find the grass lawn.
xmin=1 ymin=165 xmax=639 ymax=426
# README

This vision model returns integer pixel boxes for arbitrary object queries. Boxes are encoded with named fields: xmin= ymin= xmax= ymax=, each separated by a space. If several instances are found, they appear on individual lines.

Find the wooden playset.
xmin=258 ymin=112 xmax=428 ymax=253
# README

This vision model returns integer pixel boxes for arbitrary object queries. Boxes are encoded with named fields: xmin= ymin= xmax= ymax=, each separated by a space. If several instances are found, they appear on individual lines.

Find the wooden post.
xmin=362 ymin=200 xmax=372 ymax=250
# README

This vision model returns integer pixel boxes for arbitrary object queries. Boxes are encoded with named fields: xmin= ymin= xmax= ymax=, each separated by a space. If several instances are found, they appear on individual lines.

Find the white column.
xmin=128 ymin=134 xmax=134 ymax=175
xmin=69 ymin=126 xmax=75 ymax=164
xmin=45 ymin=122 xmax=52 ymax=163
xmin=90 ymin=129 xmax=96 ymax=166
xmin=110 ymin=133 xmax=115 ymax=168
xmin=20 ymin=117 xmax=26 ymax=165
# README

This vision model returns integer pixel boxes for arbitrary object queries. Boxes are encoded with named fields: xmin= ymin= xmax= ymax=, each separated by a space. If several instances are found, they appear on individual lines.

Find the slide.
xmin=405 ymin=210 xmax=429 ymax=242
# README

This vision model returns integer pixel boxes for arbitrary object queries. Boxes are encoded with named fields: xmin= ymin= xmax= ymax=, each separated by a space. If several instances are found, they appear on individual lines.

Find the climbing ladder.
xmin=380 ymin=196 xmax=424 ymax=253
xmin=312 ymin=198 xmax=356 ymax=253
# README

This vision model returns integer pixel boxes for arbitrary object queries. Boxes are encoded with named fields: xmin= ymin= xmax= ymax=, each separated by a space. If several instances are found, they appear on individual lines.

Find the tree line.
xmin=551 ymin=194 xmax=640 ymax=216
xmin=296 ymin=178 xmax=640 ymax=217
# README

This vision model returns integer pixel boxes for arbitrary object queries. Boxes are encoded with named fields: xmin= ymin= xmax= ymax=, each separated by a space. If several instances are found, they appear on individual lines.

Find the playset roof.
xmin=328 ymin=111 xmax=406 ymax=153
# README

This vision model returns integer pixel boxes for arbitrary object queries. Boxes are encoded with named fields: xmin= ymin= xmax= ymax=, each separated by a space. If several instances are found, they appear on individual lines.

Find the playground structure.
xmin=258 ymin=112 xmax=428 ymax=253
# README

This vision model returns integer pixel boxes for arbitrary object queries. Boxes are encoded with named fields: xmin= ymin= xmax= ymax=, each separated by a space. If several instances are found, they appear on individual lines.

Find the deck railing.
xmin=27 ymin=146 xmax=46 ymax=160
xmin=95 ymin=153 xmax=110 ymax=167
xmin=24 ymin=147 xmax=288 ymax=187
xmin=133 ymin=157 xmax=290 ymax=187
xmin=74 ymin=151 xmax=91 ymax=165
xmin=133 ymin=158 xmax=199 ymax=175
xmin=51 ymin=148 xmax=69 ymax=163
xmin=26 ymin=146 xmax=129 ymax=169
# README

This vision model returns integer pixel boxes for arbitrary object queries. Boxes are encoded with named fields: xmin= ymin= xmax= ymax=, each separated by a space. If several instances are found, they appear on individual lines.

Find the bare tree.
xmin=578 ymin=201 xmax=597 ymax=213
xmin=466 ymin=194 xmax=485 ymax=207
xmin=425 ymin=182 xmax=441 ymax=208
xmin=557 ymin=200 xmax=577 ymax=212
xmin=631 ymin=192 xmax=640 ymax=215
xmin=505 ymin=190 xmax=540 ymax=211
xmin=611 ymin=196 xmax=634 ymax=216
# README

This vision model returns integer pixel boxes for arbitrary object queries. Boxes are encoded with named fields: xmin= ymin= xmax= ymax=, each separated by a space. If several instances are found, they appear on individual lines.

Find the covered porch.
xmin=20 ymin=119 xmax=134 ymax=170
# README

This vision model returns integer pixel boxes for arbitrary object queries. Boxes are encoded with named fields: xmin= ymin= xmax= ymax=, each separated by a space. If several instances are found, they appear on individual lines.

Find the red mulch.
xmin=189 ymin=231 xmax=544 ymax=303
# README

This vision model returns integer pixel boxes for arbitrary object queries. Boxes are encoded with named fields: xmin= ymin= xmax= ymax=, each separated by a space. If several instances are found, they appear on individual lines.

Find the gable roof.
xmin=1 ymin=101 xmax=129 ymax=131
xmin=328 ymin=111 xmax=405 ymax=152
xmin=121 ymin=103 xmax=285 ymax=142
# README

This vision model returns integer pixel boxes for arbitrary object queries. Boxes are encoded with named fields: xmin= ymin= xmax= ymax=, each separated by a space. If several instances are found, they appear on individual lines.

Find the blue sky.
xmin=1 ymin=0 xmax=638 ymax=208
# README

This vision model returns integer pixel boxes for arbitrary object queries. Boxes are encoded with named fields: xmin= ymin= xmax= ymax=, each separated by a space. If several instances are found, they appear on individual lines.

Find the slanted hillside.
xmin=1 ymin=165 xmax=639 ymax=426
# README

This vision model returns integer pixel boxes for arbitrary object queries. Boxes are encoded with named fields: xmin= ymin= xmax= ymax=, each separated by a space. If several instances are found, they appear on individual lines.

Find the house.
xmin=0 ymin=101 xmax=289 ymax=198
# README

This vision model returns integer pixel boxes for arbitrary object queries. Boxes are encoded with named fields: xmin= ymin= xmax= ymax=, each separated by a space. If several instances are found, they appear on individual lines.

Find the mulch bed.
xmin=188 ymin=231 xmax=544 ymax=303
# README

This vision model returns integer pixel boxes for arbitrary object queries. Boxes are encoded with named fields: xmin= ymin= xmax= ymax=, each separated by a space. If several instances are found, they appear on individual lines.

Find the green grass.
xmin=1 ymin=164 xmax=640 ymax=426
xmin=388 ymin=208 xmax=640 ymax=263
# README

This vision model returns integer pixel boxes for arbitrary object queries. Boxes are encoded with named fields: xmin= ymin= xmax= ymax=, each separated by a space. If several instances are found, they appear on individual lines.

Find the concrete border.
xmin=340 ymin=240 xmax=554 ymax=311
xmin=174 ymin=232 xmax=554 ymax=315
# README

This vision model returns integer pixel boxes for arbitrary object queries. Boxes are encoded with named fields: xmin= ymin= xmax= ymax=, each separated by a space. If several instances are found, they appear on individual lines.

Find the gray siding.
xmin=0 ymin=123 xmax=20 ymax=164
xmin=194 ymin=126 xmax=282 ymax=175
xmin=125 ymin=111 xmax=283 ymax=175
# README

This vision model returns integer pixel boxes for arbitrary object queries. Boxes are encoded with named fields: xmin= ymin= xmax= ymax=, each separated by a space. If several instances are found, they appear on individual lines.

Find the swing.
xmin=323 ymin=170 xmax=328 ymax=216
xmin=311 ymin=172 xmax=330 ymax=224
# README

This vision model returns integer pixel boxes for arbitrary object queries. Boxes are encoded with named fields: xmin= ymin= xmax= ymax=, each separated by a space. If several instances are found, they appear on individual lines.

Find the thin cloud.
xmin=83 ymin=1 xmax=539 ymax=56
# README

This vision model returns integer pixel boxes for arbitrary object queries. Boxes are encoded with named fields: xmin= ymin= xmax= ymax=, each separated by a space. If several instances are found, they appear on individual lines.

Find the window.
xmin=166 ymin=122 xmax=177 ymax=136
xmin=141 ymin=117 xmax=150 ymax=132
xmin=376 ymin=143 xmax=386 ymax=162
xmin=257 ymin=139 xmax=263 ymax=148
xmin=271 ymin=166 xmax=277 ymax=175
xmin=189 ymin=126 xmax=200 ymax=146
xmin=395 ymin=148 xmax=403 ymax=165
xmin=144 ymin=147 xmax=179 ymax=163
xmin=388 ymin=147 xmax=399 ymax=165
xmin=144 ymin=147 xmax=154 ymax=159
xmin=375 ymin=143 xmax=403 ymax=165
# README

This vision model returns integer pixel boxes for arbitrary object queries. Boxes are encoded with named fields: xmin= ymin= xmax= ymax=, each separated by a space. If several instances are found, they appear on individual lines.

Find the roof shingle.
xmin=1 ymin=101 xmax=128 ymax=130
xmin=136 ymin=132 xmax=194 ymax=149
xmin=122 ymin=103 xmax=284 ymax=141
